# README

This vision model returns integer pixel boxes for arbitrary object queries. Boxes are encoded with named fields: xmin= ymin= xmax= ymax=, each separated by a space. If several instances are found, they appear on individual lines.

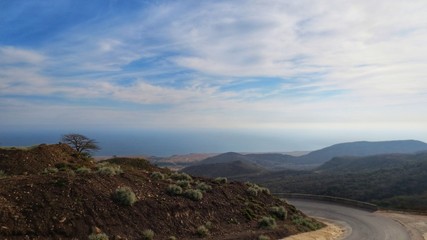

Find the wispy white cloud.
xmin=1 ymin=0 xmax=427 ymax=138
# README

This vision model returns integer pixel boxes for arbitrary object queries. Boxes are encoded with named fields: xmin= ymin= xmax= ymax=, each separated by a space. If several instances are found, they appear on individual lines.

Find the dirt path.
xmin=281 ymin=218 xmax=347 ymax=240
xmin=376 ymin=211 xmax=427 ymax=240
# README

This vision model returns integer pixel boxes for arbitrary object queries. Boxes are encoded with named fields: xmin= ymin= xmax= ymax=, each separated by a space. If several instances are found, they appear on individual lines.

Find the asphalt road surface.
xmin=288 ymin=199 xmax=411 ymax=240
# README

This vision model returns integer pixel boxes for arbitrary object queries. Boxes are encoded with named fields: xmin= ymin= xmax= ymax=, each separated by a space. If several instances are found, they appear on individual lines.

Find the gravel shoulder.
xmin=281 ymin=218 xmax=347 ymax=240
xmin=376 ymin=211 xmax=427 ymax=240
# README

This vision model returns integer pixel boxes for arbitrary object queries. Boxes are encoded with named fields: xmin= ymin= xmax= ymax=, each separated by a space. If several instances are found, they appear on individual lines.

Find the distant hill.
xmin=182 ymin=160 xmax=269 ymax=178
xmin=190 ymin=140 xmax=427 ymax=171
xmin=316 ymin=153 xmax=418 ymax=173
xmin=295 ymin=140 xmax=427 ymax=166
xmin=197 ymin=152 xmax=296 ymax=170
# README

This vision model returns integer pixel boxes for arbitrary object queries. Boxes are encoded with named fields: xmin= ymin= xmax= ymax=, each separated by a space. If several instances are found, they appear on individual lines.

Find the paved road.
xmin=288 ymin=199 xmax=411 ymax=240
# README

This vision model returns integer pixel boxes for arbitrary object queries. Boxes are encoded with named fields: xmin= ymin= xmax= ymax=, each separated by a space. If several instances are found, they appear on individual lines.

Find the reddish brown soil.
xmin=0 ymin=144 xmax=322 ymax=240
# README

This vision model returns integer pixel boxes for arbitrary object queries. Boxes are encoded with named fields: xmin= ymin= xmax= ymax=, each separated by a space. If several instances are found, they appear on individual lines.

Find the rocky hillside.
xmin=0 ymin=144 xmax=323 ymax=240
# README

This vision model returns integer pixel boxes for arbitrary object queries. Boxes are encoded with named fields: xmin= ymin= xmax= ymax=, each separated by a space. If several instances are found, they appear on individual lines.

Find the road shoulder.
xmin=376 ymin=211 xmax=427 ymax=240
xmin=281 ymin=218 xmax=348 ymax=240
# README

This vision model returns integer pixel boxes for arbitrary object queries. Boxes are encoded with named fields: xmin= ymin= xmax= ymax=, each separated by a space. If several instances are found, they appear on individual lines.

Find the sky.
xmin=1 ymin=0 xmax=427 ymax=155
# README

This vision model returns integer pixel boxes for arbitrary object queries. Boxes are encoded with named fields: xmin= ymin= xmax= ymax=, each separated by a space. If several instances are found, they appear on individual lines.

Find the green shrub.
xmin=270 ymin=206 xmax=287 ymax=220
xmin=247 ymin=187 xmax=259 ymax=196
xmin=258 ymin=216 xmax=276 ymax=229
xmin=258 ymin=235 xmax=270 ymax=240
xmin=0 ymin=170 xmax=6 ymax=178
xmin=42 ymin=167 xmax=59 ymax=174
xmin=88 ymin=233 xmax=109 ymax=240
xmin=291 ymin=215 xmax=323 ymax=231
xmin=142 ymin=229 xmax=154 ymax=240
xmin=167 ymin=184 xmax=183 ymax=195
xmin=76 ymin=166 xmax=92 ymax=174
xmin=196 ymin=225 xmax=209 ymax=237
xmin=170 ymin=172 xmax=192 ymax=181
xmin=196 ymin=182 xmax=212 ymax=192
xmin=97 ymin=165 xmax=123 ymax=176
xmin=205 ymin=221 xmax=213 ymax=229
xmin=151 ymin=171 xmax=165 ymax=180
xmin=214 ymin=177 xmax=227 ymax=184
xmin=168 ymin=236 xmax=177 ymax=240
xmin=112 ymin=186 xmax=137 ymax=206
xmin=245 ymin=182 xmax=270 ymax=195
xmin=176 ymin=180 xmax=191 ymax=188
xmin=184 ymin=189 xmax=203 ymax=201
xmin=243 ymin=208 xmax=256 ymax=220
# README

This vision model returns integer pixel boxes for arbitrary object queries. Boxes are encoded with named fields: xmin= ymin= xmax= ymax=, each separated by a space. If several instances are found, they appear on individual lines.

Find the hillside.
xmin=182 ymin=160 xmax=269 ymax=178
xmin=316 ymin=153 xmax=417 ymax=173
xmin=0 ymin=144 xmax=322 ymax=239
xmin=296 ymin=140 xmax=427 ymax=166
xmin=247 ymin=152 xmax=427 ymax=211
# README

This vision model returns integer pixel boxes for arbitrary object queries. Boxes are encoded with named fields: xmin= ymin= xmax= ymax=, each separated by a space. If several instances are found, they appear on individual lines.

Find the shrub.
xmin=168 ymin=236 xmax=177 ymax=240
xmin=247 ymin=187 xmax=259 ymax=196
xmin=214 ymin=177 xmax=227 ymax=184
xmin=97 ymin=165 xmax=123 ymax=176
xmin=243 ymin=208 xmax=256 ymax=220
xmin=42 ymin=167 xmax=59 ymax=174
xmin=184 ymin=189 xmax=203 ymax=201
xmin=196 ymin=182 xmax=212 ymax=192
xmin=205 ymin=221 xmax=213 ymax=229
xmin=167 ymin=184 xmax=183 ymax=195
xmin=151 ymin=171 xmax=165 ymax=180
xmin=196 ymin=225 xmax=209 ymax=237
xmin=246 ymin=182 xmax=270 ymax=195
xmin=0 ymin=170 xmax=6 ymax=178
xmin=88 ymin=233 xmax=109 ymax=240
xmin=112 ymin=186 xmax=137 ymax=206
xmin=291 ymin=215 xmax=323 ymax=231
xmin=258 ymin=235 xmax=270 ymax=240
xmin=270 ymin=206 xmax=287 ymax=220
xmin=142 ymin=229 xmax=154 ymax=240
xmin=170 ymin=172 xmax=192 ymax=181
xmin=177 ymin=180 xmax=191 ymax=188
xmin=76 ymin=166 xmax=92 ymax=174
xmin=258 ymin=216 xmax=276 ymax=229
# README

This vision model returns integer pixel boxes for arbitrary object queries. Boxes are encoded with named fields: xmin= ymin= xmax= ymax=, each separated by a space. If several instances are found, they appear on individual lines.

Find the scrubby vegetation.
xmin=196 ymin=225 xmax=210 ymax=237
xmin=142 ymin=229 xmax=155 ymax=240
xmin=214 ymin=177 xmax=228 ymax=184
xmin=258 ymin=216 xmax=276 ymax=229
xmin=184 ymin=189 xmax=203 ymax=201
xmin=88 ymin=233 xmax=109 ymax=240
xmin=97 ymin=163 xmax=123 ymax=176
xmin=270 ymin=206 xmax=287 ymax=220
xmin=112 ymin=186 xmax=137 ymax=206
xmin=167 ymin=184 xmax=183 ymax=195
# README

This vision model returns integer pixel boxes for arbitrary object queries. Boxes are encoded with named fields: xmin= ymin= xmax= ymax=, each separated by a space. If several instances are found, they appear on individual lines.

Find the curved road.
xmin=288 ymin=199 xmax=411 ymax=240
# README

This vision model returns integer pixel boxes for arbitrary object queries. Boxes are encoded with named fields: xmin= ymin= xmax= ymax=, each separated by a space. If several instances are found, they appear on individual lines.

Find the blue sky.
xmin=1 ymin=0 xmax=427 ymax=152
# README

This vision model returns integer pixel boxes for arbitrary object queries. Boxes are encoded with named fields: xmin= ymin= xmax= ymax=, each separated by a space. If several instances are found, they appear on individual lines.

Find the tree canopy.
xmin=61 ymin=133 xmax=100 ymax=155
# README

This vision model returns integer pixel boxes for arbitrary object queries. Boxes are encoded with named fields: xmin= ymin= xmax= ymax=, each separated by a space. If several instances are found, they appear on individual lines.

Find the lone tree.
xmin=61 ymin=133 xmax=100 ymax=156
